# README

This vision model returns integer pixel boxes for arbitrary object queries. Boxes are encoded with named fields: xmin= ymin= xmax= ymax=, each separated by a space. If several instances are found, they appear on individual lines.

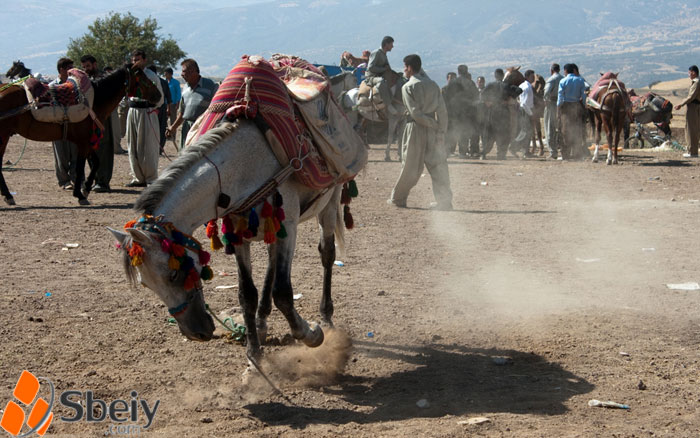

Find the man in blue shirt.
xmin=557 ymin=63 xmax=587 ymax=160
xmin=164 ymin=67 xmax=181 ymax=126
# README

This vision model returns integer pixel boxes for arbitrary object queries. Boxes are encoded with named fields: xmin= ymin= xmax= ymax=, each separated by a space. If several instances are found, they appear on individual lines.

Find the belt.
xmin=129 ymin=101 xmax=156 ymax=109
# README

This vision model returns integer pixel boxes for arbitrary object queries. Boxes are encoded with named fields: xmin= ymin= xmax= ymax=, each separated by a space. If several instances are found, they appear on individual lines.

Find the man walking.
xmin=557 ymin=63 xmax=587 ymax=160
xmin=166 ymin=58 xmax=218 ymax=150
xmin=125 ymin=49 xmax=164 ymax=187
xmin=365 ymin=36 xmax=398 ymax=115
xmin=543 ymin=63 xmax=563 ymax=159
xmin=388 ymin=54 xmax=452 ymax=211
xmin=80 ymin=54 xmax=119 ymax=192
xmin=674 ymin=65 xmax=700 ymax=158
xmin=164 ymin=67 xmax=182 ymax=126
xmin=50 ymin=57 xmax=77 ymax=190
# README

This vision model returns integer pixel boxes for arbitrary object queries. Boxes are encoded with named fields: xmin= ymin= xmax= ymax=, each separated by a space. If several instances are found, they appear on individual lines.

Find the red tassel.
xmin=261 ymin=200 xmax=273 ymax=218
xmin=198 ymin=250 xmax=211 ymax=266
xmin=341 ymin=184 xmax=351 ymax=204
xmin=343 ymin=204 xmax=354 ymax=229
xmin=171 ymin=243 xmax=185 ymax=257
xmin=206 ymin=220 xmax=218 ymax=238
xmin=222 ymin=215 xmax=234 ymax=234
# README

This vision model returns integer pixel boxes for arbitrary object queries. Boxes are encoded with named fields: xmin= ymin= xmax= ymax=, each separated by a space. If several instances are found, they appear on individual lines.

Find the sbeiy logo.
xmin=0 ymin=371 xmax=54 ymax=437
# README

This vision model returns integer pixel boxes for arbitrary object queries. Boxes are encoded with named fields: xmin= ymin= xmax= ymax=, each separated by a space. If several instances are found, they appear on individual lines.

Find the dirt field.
xmin=1 ymin=133 xmax=700 ymax=438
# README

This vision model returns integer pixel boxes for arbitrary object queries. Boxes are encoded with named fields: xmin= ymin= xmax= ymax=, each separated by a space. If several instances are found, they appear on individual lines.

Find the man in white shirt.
xmin=511 ymin=69 xmax=535 ymax=158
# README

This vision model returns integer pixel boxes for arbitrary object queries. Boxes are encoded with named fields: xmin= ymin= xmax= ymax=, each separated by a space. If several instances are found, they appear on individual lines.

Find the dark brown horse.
xmin=5 ymin=61 xmax=31 ymax=80
xmin=590 ymin=73 xmax=627 ymax=165
xmin=0 ymin=65 xmax=160 ymax=205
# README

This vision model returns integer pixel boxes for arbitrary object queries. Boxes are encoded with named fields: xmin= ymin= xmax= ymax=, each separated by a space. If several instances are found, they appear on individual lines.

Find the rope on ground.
xmin=2 ymin=138 xmax=28 ymax=170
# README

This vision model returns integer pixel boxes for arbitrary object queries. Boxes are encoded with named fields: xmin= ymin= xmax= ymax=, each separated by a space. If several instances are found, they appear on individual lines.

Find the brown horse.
xmin=0 ymin=65 xmax=161 ymax=205
xmin=590 ymin=73 xmax=627 ymax=165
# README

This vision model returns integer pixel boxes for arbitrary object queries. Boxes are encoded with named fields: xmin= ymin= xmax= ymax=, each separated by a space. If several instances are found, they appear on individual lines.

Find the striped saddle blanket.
xmin=194 ymin=55 xmax=366 ymax=190
xmin=24 ymin=68 xmax=94 ymax=123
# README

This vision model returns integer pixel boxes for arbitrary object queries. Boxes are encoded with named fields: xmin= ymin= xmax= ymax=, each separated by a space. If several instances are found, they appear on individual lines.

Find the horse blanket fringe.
xmin=24 ymin=68 xmax=94 ymax=123
xmin=194 ymin=55 xmax=367 ymax=190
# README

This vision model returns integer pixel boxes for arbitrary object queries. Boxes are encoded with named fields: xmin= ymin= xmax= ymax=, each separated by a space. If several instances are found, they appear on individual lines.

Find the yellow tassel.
xmin=210 ymin=235 xmax=224 ymax=250
xmin=168 ymin=256 xmax=180 ymax=270
xmin=131 ymin=255 xmax=143 ymax=266
xmin=264 ymin=217 xmax=274 ymax=233
xmin=235 ymin=216 xmax=248 ymax=234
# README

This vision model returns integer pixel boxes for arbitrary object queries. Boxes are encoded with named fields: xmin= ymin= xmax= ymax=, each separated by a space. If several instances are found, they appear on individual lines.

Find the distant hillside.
xmin=1 ymin=0 xmax=699 ymax=87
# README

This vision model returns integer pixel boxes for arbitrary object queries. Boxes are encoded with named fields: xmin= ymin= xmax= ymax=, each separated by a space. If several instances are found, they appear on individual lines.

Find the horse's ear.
xmin=600 ymin=72 xmax=604 ymax=76
xmin=614 ymin=72 xmax=619 ymax=77
xmin=516 ymin=66 xmax=521 ymax=71
xmin=108 ymin=227 xmax=129 ymax=245
xmin=126 ymin=228 xmax=155 ymax=246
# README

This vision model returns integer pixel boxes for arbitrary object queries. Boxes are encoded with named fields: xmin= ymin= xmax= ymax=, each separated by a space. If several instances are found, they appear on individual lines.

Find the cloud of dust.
xmin=238 ymin=328 xmax=352 ymax=403
xmin=426 ymin=194 xmax=663 ymax=330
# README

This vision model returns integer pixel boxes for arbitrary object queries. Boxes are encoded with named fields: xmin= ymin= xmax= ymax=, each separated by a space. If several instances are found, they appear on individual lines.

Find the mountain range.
xmin=2 ymin=0 xmax=700 ymax=88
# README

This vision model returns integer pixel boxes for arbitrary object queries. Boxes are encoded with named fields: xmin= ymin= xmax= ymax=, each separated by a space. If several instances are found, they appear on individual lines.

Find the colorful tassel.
xmin=181 ymin=256 xmax=194 ymax=272
xmin=124 ymin=219 xmax=137 ymax=229
xmin=276 ymin=223 xmax=288 ymax=239
xmin=341 ymin=184 xmax=351 ymax=204
xmin=198 ymin=250 xmax=211 ymax=266
xmin=171 ymin=243 xmax=185 ymax=258
xmin=343 ymin=204 xmax=354 ymax=230
xmin=128 ymin=243 xmax=144 ymax=266
xmin=263 ymin=217 xmax=276 ymax=244
xmin=206 ymin=220 xmax=224 ymax=250
xmin=168 ymin=256 xmax=180 ymax=270
xmin=200 ymin=266 xmax=214 ymax=281
xmin=248 ymin=208 xmax=259 ymax=236
xmin=261 ymin=200 xmax=273 ymax=218
xmin=160 ymin=238 xmax=171 ymax=253
xmin=348 ymin=179 xmax=359 ymax=197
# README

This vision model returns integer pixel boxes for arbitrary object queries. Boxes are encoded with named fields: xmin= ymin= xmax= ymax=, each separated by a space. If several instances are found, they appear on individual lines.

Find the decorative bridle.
xmin=123 ymin=215 xmax=214 ymax=317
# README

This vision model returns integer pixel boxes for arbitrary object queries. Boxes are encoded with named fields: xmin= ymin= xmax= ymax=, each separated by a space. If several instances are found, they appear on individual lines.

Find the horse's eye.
xmin=169 ymin=270 xmax=179 ymax=283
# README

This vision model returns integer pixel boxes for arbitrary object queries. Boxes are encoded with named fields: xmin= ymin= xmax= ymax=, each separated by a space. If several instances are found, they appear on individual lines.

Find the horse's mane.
xmin=134 ymin=121 xmax=240 ymax=215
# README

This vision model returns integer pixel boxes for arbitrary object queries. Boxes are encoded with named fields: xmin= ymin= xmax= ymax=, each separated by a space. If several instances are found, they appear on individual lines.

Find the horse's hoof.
xmin=302 ymin=322 xmax=324 ymax=348
xmin=81 ymin=189 xmax=90 ymax=198
xmin=384 ymin=155 xmax=391 ymax=162
xmin=4 ymin=196 xmax=15 ymax=206
xmin=606 ymin=159 xmax=612 ymax=165
xmin=78 ymin=198 xmax=90 ymax=206
xmin=592 ymin=157 xmax=598 ymax=163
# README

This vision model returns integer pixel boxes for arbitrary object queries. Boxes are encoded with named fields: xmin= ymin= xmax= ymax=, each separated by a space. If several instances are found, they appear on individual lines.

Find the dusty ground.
xmin=1 ymin=131 xmax=700 ymax=438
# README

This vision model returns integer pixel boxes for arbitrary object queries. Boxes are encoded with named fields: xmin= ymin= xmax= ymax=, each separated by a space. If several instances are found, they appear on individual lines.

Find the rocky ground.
xmin=1 ymin=134 xmax=699 ymax=437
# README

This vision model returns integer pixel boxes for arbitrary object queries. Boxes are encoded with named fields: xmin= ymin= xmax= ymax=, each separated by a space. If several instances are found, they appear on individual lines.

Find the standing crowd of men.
xmin=47 ymin=49 xmax=217 ymax=193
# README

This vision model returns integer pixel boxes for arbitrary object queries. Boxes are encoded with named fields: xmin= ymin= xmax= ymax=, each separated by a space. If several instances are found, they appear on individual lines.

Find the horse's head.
xmin=126 ymin=64 xmax=162 ymax=105
xmin=503 ymin=66 xmax=524 ymax=86
xmin=6 ymin=61 xmax=24 ymax=78
xmin=109 ymin=221 xmax=215 ymax=342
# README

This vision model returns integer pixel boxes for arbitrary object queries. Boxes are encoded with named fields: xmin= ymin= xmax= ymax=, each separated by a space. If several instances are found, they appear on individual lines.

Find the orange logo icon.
xmin=1 ymin=371 xmax=54 ymax=437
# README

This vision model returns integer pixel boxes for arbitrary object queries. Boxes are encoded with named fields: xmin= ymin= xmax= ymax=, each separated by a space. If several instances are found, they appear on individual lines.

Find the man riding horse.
xmin=365 ymin=36 xmax=398 ymax=116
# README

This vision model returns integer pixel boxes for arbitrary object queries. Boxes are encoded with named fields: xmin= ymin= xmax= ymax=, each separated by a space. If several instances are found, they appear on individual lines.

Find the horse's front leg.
xmin=83 ymin=150 xmax=100 ymax=198
xmin=255 ymin=244 xmax=277 ymax=345
xmin=234 ymin=243 xmax=262 ymax=360
xmin=73 ymin=154 xmax=90 ymax=205
xmin=273 ymin=229 xmax=324 ymax=348
xmin=317 ymin=198 xmax=339 ymax=327
xmin=0 ymin=137 xmax=15 ymax=205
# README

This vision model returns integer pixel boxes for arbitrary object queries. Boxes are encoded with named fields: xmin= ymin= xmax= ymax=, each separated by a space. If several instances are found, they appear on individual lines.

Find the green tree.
xmin=66 ymin=12 xmax=185 ymax=71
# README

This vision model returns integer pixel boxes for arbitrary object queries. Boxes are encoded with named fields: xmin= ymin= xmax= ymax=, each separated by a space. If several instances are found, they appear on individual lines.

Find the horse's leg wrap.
xmin=318 ymin=233 xmax=335 ymax=326
xmin=235 ymin=244 xmax=261 ymax=359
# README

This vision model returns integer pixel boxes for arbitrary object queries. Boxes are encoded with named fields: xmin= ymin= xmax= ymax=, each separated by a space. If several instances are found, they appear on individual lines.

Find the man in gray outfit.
xmin=366 ymin=36 xmax=398 ymax=115
xmin=543 ymin=63 xmax=563 ymax=159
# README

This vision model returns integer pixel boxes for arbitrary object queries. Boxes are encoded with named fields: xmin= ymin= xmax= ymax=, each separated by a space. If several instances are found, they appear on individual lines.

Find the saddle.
xmin=189 ymin=55 xmax=367 ymax=190
xmin=24 ymin=68 xmax=94 ymax=124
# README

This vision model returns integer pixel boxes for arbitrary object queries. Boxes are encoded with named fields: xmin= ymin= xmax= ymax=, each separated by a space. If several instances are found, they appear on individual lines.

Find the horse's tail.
xmin=334 ymin=199 xmax=346 ymax=261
